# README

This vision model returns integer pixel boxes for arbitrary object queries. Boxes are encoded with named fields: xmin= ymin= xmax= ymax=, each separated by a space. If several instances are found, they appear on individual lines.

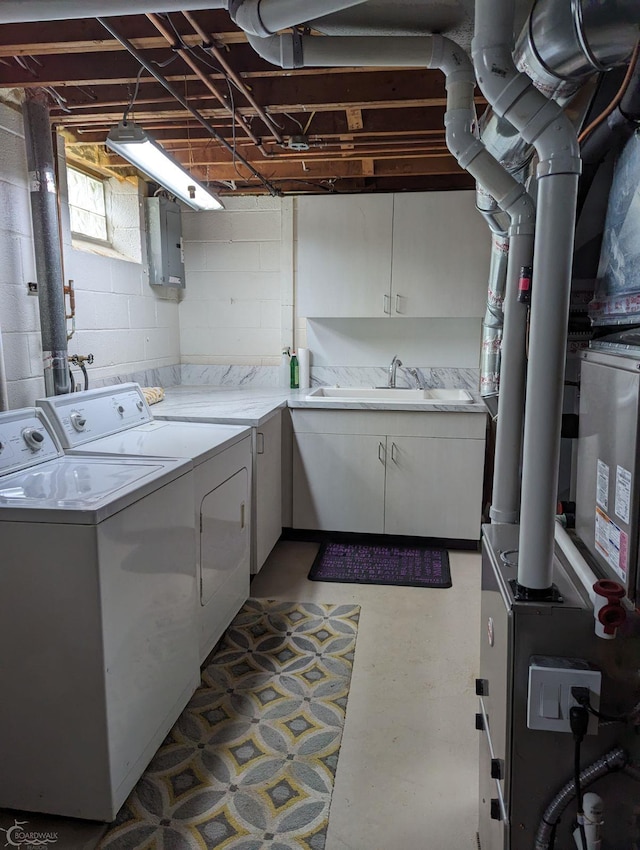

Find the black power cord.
xmin=570 ymin=704 xmax=591 ymax=850
xmin=572 ymin=686 xmax=632 ymax=724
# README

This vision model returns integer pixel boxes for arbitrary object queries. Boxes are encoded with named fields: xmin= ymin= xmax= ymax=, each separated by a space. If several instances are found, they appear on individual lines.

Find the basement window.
xmin=67 ymin=167 xmax=109 ymax=243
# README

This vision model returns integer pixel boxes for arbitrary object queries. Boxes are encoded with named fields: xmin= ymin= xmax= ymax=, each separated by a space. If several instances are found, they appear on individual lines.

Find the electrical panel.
xmin=145 ymin=196 xmax=185 ymax=288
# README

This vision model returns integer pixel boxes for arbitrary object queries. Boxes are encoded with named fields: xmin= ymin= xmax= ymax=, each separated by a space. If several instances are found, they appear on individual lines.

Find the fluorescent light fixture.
xmin=106 ymin=121 xmax=223 ymax=211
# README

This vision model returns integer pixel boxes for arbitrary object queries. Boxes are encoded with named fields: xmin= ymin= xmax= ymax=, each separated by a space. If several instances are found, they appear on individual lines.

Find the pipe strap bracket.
xmin=537 ymin=153 xmax=582 ymax=178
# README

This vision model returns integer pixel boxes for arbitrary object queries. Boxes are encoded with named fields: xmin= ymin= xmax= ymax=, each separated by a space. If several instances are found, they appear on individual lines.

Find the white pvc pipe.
xmin=473 ymin=1 xmax=582 ymax=595
xmin=0 ymin=1 xmax=226 ymax=23
xmin=554 ymin=521 xmax=597 ymax=604
xmin=234 ymin=0 xmax=368 ymax=38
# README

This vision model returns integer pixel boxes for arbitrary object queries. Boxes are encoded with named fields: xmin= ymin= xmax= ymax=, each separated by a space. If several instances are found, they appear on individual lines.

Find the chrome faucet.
xmin=407 ymin=367 xmax=423 ymax=389
xmin=388 ymin=355 xmax=403 ymax=388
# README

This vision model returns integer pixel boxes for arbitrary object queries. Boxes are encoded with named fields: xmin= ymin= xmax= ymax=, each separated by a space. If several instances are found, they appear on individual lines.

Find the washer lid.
xmin=64 ymin=420 xmax=251 ymax=463
xmin=0 ymin=455 xmax=192 ymax=524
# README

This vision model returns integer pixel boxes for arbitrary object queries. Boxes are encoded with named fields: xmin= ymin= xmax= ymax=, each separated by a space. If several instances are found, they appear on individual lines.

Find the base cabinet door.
xmin=384 ymin=436 xmax=484 ymax=539
xmin=293 ymin=432 xmax=386 ymax=533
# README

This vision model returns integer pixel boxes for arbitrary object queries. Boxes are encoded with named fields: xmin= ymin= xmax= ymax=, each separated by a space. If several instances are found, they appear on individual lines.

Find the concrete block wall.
xmin=180 ymin=196 xmax=287 ymax=366
xmin=0 ymin=97 xmax=181 ymax=408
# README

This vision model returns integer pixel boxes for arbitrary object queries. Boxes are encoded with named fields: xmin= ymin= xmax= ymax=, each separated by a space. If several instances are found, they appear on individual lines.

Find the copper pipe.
xmin=182 ymin=10 xmax=284 ymax=144
xmin=146 ymin=13 xmax=271 ymax=157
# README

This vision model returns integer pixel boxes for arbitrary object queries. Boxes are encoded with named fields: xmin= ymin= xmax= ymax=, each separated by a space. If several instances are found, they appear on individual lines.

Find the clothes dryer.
xmin=38 ymin=383 xmax=252 ymax=662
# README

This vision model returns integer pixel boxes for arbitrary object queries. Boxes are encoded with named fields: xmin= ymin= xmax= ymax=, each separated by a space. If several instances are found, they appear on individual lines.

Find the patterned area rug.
xmin=309 ymin=541 xmax=452 ymax=588
xmin=99 ymin=599 xmax=360 ymax=850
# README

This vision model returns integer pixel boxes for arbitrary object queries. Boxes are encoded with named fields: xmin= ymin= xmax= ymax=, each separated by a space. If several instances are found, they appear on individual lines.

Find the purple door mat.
xmin=308 ymin=541 xmax=452 ymax=588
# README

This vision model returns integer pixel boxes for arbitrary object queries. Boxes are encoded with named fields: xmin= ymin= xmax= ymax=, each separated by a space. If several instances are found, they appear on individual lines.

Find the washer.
xmin=0 ymin=407 xmax=199 ymax=821
xmin=38 ymin=383 xmax=252 ymax=663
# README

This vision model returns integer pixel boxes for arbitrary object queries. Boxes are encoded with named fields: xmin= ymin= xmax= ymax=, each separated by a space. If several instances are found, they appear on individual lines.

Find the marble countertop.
xmin=152 ymin=385 xmax=487 ymax=426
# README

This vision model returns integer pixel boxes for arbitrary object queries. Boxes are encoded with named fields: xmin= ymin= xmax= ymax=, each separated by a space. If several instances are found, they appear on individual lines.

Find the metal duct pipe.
xmin=23 ymin=91 xmax=70 ymax=398
xmin=0 ymin=325 xmax=9 ymax=411
xmin=231 ymin=0 xmax=368 ymax=38
xmin=479 ymin=232 xmax=509 ymax=400
xmin=0 ymin=0 xmax=227 ymax=23
xmin=473 ymin=1 xmax=583 ymax=595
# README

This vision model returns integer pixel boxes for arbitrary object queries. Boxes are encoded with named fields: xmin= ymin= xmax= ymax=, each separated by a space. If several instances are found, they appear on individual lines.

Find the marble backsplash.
xmin=93 ymin=362 xmax=480 ymax=392
xmin=179 ymin=364 xmax=480 ymax=390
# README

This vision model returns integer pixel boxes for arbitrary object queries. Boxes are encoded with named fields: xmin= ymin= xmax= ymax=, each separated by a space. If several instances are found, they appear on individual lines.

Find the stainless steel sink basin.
xmin=305 ymin=387 xmax=472 ymax=403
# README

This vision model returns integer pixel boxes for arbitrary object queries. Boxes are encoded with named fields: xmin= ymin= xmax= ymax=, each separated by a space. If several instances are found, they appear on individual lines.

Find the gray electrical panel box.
xmin=145 ymin=196 xmax=185 ymax=287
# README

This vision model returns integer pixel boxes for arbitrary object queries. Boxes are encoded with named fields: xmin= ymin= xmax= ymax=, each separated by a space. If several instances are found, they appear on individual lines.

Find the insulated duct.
xmin=23 ymin=91 xmax=70 ymax=398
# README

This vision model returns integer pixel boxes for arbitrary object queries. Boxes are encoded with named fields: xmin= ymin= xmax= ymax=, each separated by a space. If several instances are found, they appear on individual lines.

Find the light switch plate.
xmin=527 ymin=656 xmax=601 ymax=734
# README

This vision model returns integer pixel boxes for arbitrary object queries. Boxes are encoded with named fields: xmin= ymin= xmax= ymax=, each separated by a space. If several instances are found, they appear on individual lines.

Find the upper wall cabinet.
xmin=297 ymin=191 xmax=490 ymax=319
xmin=391 ymin=192 xmax=490 ymax=318
xmin=297 ymin=194 xmax=394 ymax=318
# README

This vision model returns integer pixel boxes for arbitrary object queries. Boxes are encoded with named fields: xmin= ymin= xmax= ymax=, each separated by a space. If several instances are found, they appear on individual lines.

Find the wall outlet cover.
xmin=527 ymin=656 xmax=601 ymax=735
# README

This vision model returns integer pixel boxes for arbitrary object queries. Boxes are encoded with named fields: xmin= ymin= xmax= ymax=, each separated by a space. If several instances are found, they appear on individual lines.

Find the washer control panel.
xmin=0 ymin=409 xmax=61 ymax=476
xmin=37 ymin=383 xmax=151 ymax=448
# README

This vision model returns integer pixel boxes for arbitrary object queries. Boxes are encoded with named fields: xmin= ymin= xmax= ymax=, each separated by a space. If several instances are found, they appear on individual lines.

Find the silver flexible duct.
xmin=23 ymin=91 xmax=71 ymax=397
xmin=480 ymin=232 xmax=509 ymax=400
xmin=534 ymin=747 xmax=627 ymax=850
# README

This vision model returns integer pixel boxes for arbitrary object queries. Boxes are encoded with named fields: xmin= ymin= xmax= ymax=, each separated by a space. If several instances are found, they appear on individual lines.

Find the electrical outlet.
xmin=527 ymin=656 xmax=601 ymax=734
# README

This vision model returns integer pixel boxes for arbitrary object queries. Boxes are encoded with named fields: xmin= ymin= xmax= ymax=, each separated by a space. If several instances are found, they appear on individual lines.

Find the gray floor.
xmin=253 ymin=541 xmax=481 ymax=850
xmin=0 ymin=540 xmax=481 ymax=850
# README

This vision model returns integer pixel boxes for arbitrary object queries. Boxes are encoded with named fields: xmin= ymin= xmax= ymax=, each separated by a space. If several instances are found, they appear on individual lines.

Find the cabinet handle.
xmin=391 ymin=442 xmax=398 ymax=463
xmin=256 ymin=432 xmax=265 ymax=454
xmin=383 ymin=293 xmax=391 ymax=315
xmin=395 ymin=294 xmax=402 ymax=314
xmin=240 ymin=501 xmax=246 ymax=529
xmin=378 ymin=441 xmax=386 ymax=464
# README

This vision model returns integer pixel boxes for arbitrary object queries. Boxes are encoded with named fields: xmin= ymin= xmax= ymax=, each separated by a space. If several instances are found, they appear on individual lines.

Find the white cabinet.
xmin=291 ymin=409 xmax=486 ymax=540
xmin=293 ymin=432 xmax=386 ymax=533
xmin=391 ymin=192 xmax=490 ymax=318
xmin=296 ymin=191 xmax=490 ymax=319
xmin=297 ymin=194 xmax=394 ymax=318
xmin=384 ymin=435 xmax=485 ymax=539
xmin=254 ymin=410 xmax=282 ymax=572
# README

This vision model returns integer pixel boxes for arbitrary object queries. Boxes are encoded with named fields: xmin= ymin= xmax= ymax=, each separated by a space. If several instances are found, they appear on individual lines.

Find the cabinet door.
xmin=200 ymin=467 xmax=250 ymax=659
xmin=391 ymin=191 xmax=490 ymax=318
xmin=255 ymin=411 xmax=282 ymax=572
xmin=297 ymin=194 xmax=394 ymax=317
xmin=293 ymin=432 xmax=386 ymax=533
xmin=384 ymin=436 xmax=485 ymax=539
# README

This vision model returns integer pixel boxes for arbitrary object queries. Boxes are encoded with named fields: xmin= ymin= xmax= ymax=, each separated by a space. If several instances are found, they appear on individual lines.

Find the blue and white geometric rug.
xmin=99 ymin=599 xmax=360 ymax=850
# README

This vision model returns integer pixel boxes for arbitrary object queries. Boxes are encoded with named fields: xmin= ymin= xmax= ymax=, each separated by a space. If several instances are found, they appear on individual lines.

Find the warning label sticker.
xmin=615 ymin=465 xmax=632 ymax=525
xmin=595 ymin=507 xmax=628 ymax=582
xmin=596 ymin=459 xmax=609 ymax=510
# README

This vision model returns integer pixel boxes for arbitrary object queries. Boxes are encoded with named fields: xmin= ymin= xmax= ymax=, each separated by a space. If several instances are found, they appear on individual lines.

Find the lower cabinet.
xmin=293 ymin=432 xmax=386 ymax=533
xmin=254 ymin=409 xmax=282 ymax=572
xmin=384 ymin=435 xmax=485 ymax=539
xmin=291 ymin=409 xmax=486 ymax=540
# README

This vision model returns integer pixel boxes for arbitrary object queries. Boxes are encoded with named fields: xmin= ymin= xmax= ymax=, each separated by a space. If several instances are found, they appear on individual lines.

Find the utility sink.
xmin=305 ymin=387 xmax=472 ymax=403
